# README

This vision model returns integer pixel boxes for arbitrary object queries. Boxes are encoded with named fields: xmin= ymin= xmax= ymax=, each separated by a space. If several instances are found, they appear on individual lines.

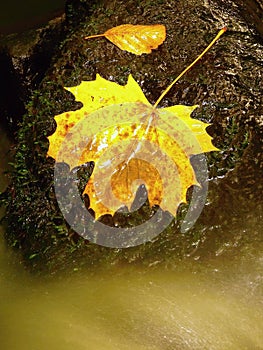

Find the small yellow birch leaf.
xmin=85 ymin=24 xmax=166 ymax=55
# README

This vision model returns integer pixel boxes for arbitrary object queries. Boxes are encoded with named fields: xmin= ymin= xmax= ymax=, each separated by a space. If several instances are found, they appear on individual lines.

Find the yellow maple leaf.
xmin=85 ymin=24 xmax=166 ymax=55
xmin=48 ymin=28 xmax=226 ymax=219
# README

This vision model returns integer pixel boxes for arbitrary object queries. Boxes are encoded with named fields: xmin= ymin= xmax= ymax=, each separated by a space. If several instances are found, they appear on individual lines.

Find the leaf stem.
xmin=153 ymin=27 xmax=227 ymax=109
xmin=84 ymin=34 xmax=105 ymax=40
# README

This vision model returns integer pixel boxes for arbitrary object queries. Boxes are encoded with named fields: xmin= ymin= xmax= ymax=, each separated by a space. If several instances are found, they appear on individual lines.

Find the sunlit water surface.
xmin=0 ymin=126 xmax=262 ymax=350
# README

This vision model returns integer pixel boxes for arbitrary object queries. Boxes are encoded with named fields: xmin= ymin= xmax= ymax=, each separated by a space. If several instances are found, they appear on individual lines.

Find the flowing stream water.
xmin=0 ymin=126 xmax=262 ymax=349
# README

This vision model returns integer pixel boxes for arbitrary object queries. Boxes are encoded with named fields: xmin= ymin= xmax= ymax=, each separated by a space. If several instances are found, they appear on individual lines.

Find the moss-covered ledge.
xmin=1 ymin=0 xmax=262 ymax=273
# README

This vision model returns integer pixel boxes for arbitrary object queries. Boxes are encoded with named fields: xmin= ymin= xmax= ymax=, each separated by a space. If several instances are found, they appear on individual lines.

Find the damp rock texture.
xmin=0 ymin=15 xmax=66 ymax=131
xmin=1 ymin=0 xmax=262 ymax=272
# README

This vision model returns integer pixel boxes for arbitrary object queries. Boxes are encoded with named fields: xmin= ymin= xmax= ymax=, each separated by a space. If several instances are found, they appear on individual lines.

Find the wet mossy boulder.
xmin=1 ymin=0 xmax=263 ymax=273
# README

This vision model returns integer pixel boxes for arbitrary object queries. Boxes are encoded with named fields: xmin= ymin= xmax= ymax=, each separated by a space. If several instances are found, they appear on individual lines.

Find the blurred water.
xmin=0 ymin=245 xmax=262 ymax=350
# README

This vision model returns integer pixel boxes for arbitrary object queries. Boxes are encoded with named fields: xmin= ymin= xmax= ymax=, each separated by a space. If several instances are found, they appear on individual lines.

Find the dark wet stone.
xmin=83 ymin=194 xmax=90 ymax=210
xmin=0 ymin=15 xmax=66 ymax=132
xmin=0 ymin=49 xmax=26 ymax=133
xmin=1 ymin=0 xmax=263 ymax=272
xmin=97 ymin=213 xmax=114 ymax=226
xmin=232 ymin=0 xmax=263 ymax=38
xmin=65 ymin=0 xmax=94 ymax=27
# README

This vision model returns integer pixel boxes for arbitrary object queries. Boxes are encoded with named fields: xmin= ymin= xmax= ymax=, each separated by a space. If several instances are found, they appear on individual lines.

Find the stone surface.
xmin=0 ymin=15 xmax=66 ymax=131
xmin=1 ymin=0 xmax=262 ymax=272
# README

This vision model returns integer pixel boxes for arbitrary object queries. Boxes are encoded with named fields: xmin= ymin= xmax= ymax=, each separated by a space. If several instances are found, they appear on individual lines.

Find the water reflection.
xmin=0 ymin=246 xmax=262 ymax=350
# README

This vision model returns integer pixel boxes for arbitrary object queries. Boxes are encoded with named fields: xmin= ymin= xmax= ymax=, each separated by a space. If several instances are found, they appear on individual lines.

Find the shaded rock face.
xmin=0 ymin=15 xmax=66 ymax=132
xmin=0 ymin=49 xmax=26 ymax=132
xmin=1 ymin=0 xmax=263 ymax=272
xmin=232 ymin=0 xmax=263 ymax=38
xmin=65 ymin=0 xmax=95 ymax=26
